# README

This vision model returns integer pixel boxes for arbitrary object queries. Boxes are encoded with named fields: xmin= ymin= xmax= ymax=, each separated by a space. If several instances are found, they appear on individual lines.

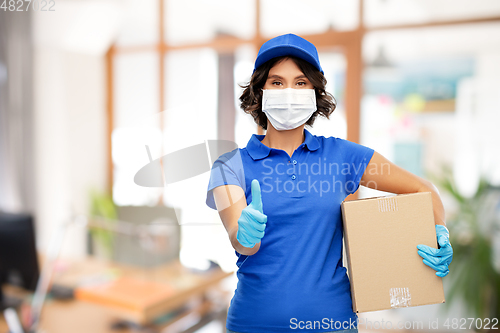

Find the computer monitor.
xmin=0 ymin=255 xmax=3 ymax=305
xmin=0 ymin=211 xmax=40 ymax=309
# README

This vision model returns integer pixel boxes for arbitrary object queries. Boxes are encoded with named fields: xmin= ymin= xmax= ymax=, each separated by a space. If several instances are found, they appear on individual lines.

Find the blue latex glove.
xmin=417 ymin=225 xmax=453 ymax=277
xmin=236 ymin=179 xmax=267 ymax=248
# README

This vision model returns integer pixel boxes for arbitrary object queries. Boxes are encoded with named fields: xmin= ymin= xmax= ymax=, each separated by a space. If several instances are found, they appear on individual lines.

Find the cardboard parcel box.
xmin=341 ymin=192 xmax=445 ymax=313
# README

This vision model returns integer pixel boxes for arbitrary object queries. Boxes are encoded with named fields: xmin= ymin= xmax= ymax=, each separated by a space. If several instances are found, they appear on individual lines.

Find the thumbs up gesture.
xmin=236 ymin=179 xmax=268 ymax=248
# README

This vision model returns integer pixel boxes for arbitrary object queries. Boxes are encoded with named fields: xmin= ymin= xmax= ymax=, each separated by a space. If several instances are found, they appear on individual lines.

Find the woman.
xmin=206 ymin=33 xmax=453 ymax=333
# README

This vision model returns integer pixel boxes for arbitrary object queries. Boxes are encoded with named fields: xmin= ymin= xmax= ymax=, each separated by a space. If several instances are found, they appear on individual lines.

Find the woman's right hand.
xmin=236 ymin=179 xmax=268 ymax=248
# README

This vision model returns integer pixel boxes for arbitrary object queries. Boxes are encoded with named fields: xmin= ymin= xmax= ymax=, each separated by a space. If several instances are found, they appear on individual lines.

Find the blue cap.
xmin=253 ymin=33 xmax=324 ymax=74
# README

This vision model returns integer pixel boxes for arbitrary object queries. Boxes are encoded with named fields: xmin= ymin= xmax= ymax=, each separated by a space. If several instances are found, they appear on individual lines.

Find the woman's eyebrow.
xmin=267 ymin=74 xmax=283 ymax=80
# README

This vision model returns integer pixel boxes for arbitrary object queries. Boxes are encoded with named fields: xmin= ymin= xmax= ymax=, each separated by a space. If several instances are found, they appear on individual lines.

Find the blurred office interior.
xmin=1 ymin=0 xmax=500 ymax=332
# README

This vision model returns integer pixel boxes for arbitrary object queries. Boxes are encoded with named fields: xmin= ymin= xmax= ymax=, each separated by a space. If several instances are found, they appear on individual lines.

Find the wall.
xmin=32 ymin=1 xmax=121 ymax=257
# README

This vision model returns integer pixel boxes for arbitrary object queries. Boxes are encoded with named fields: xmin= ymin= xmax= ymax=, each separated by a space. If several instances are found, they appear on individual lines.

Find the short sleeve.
xmin=338 ymin=139 xmax=375 ymax=195
xmin=206 ymin=149 xmax=245 ymax=210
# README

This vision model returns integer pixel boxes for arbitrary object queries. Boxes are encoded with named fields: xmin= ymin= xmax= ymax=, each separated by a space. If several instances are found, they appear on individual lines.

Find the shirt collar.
xmin=246 ymin=128 xmax=320 ymax=160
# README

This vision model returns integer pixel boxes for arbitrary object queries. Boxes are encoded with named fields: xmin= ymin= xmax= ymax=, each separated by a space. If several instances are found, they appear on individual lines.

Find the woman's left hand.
xmin=417 ymin=225 xmax=453 ymax=277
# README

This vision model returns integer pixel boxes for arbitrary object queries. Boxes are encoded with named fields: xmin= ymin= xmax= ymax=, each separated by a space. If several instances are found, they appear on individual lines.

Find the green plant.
xmin=88 ymin=188 xmax=117 ymax=259
xmin=431 ymin=166 xmax=500 ymax=324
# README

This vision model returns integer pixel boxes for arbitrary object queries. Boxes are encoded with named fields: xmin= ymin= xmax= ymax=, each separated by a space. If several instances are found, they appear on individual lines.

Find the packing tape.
xmin=390 ymin=287 xmax=412 ymax=308
xmin=378 ymin=197 xmax=399 ymax=212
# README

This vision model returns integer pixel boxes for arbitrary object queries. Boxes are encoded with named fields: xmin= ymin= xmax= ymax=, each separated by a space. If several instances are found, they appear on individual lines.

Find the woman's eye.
xmin=297 ymin=82 xmax=306 ymax=86
xmin=272 ymin=81 xmax=282 ymax=86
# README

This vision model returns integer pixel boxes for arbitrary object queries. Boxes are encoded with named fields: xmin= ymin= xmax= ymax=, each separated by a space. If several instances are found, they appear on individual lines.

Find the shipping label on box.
xmin=341 ymin=192 xmax=445 ymax=313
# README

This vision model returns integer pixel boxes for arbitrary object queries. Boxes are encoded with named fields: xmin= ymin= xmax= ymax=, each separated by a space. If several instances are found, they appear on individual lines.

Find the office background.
xmin=1 ymin=1 xmax=500 ymax=332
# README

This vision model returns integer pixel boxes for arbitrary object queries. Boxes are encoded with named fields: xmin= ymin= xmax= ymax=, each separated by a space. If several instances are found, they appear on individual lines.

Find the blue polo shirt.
xmin=206 ymin=129 xmax=374 ymax=332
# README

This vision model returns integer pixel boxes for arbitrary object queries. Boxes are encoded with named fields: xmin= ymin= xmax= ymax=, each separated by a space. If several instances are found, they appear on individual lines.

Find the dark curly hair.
xmin=239 ymin=56 xmax=336 ymax=130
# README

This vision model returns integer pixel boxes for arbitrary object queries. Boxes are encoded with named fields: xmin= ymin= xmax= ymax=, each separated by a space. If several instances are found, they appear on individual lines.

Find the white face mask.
xmin=262 ymin=88 xmax=317 ymax=131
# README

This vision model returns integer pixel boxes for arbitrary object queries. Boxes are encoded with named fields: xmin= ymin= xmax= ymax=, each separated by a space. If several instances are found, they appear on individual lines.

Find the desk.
xmin=1 ymin=257 xmax=233 ymax=333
